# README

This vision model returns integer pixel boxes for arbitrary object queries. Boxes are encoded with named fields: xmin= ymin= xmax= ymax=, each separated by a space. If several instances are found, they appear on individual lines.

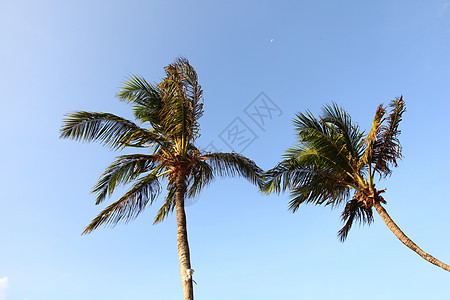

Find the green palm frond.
xmin=265 ymin=109 xmax=358 ymax=211
xmin=117 ymin=76 xmax=163 ymax=127
xmin=294 ymin=111 xmax=356 ymax=175
xmin=153 ymin=185 xmax=176 ymax=224
xmin=92 ymin=154 xmax=163 ymax=204
xmin=187 ymin=160 xmax=214 ymax=198
xmin=170 ymin=57 xmax=204 ymax=127
xmin=62 ymin=58 xmax=262 ymax=237
xmin=322 ymin=103 xmax=365 ymax=161
xmin=373 ymin=96 xmax=406 ymax=177
xmin=360 ymin=104 xmax=386 ymax=168
xmin=263 ymin=98 xmax=405 ymax=240
xmin=261 ymin=148 xmax=322 ymax=194
xmin=60 ymin=112 xmax=152 ymax=149
xmin=159 ymin=58 xmax=204 ymax=152
xmin=205 ymin=152 xmax=263 ymax=186
xmin=161 ymin=86 xmax=189 ymax=142
xmin=83 ymin=173 xmax=161 ymax=234
xmin=287 ymin=167 xmax=352 ymax=211
xmin=337 ymin=199 xmax=374 ymax=242
xmin=261 ymin=157 xmax=301 ymax=194
xmin=262 ymin=143 xmax=357 ymax=197
xmin=118 ymin=128 xmax=171 ymax=149
xmin=366 ymin=105 xmax=386 ymax=146
xmin=118 ymin=76 xmax=160 ymax=106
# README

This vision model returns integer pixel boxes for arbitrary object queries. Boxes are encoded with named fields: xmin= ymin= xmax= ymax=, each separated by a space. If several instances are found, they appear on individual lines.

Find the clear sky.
xmin=1 ymin=0 xmax=450 ymax=299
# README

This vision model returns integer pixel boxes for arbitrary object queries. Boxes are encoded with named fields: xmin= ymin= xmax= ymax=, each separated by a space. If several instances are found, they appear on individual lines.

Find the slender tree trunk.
xmin=373 ymin=202 xmax=450 ymax=272
xmin=175 ymin=172 xmax=194 ymax=300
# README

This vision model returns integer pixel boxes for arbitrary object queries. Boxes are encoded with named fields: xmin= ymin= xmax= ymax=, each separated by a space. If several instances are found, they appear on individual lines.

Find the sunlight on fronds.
xmin=205 ymin=152 xmax=263 ymax=186
xmin=60 ymin=112 xmax=148 ymax=149
xmin=337 ymin=199 xmax=374 ymax=242
xmin=153 ymin=185 xmax=176 ymax=224
xmin=62 ymin=58 xmax=262 ymax=234
xmin=83 ymin=173 xmax=161 ymax=234
xmin=91 ymin=154 xmax=163 ymax=204
xmin=263 ymin=97 xmax=405 ymax=240
xmin=373 ymin=96 xmax=406 ymax=177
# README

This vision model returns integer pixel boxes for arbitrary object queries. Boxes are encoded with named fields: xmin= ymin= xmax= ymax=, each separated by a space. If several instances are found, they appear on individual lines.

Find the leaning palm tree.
xmin=262 ymin=96 xmax=450 ymax=272
xmin=60 ymin=58 xmax=262 ymax=299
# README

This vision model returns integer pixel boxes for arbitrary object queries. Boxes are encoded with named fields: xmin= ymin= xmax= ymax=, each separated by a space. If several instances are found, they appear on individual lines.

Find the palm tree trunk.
xmin=175 ymin=173 xmax=194 ymax=300
xmin=373 ymin=202 xmax=450 ymax=272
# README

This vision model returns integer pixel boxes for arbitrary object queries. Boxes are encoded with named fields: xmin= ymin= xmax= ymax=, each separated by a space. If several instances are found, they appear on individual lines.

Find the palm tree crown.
xmin=262 ymin=97 xmax=450 ymax=271
xmin=61 ymin=58 xmax=262 ymax=298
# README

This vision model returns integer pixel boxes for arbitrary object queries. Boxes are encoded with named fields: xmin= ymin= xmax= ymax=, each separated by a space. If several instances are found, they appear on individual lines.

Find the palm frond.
xmin=262 ymin=98 xmax=407 ymax=244
xmin=187 ymin=160 xmax=214 ymax=198
xmin=117 ymin=76 xmax=163 ymax=125
xmin=60 ymin=112 xmax=154 ymax=149
xmin=337 ymin=199 xmax=374 ymax=242
xmin=359 ymin=104 xmax=386 ymax=168
xmin=293 ymin=111 xmax=357 ymax=175
xmin=164 ymin=58 xmax=203 ymax=108
xmin=373 ymin=96 xmax=406 ymax=177
xmin=153 ymin=185 xmax=176 ymax=224
xmin=205 ymin=152 xmax=262 ymax=186
xmin=118 ymin=128 xmax=171 ymax=149
xmin=261 ymin=156 xmax=305 ymax=194
xmin=92 ymin=154 xmax=163 ymax=204
xmin=287 ymin=169 xmax=351 ymax=211
xmin=159 ymin=58 xmax=204 ymax=152
xmin=322 ymin=103 xmax=365 ymax=161
xmin=263 ymin=143 xmax=356 ymax=200
xmin=83 ymin=173 xmax=161 ymax=234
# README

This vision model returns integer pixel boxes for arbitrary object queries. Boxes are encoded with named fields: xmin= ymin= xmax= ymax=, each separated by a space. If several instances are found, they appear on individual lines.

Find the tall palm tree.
xmin=262 ymin=97 xmax=450 ymax=272
xmin=60 ymin=58 xmax=262 ymax=299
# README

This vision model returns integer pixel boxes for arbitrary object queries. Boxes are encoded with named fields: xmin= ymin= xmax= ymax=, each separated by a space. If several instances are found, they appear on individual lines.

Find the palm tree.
xmin=60 ymin=58 xmax=262 ymax=299
xmin=261 ymin=97 xmax=450 ymax=272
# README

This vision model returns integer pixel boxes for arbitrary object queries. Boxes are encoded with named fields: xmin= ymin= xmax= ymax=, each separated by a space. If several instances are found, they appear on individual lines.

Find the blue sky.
xmin=1 ymin=0 xmax=450 ymax=299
